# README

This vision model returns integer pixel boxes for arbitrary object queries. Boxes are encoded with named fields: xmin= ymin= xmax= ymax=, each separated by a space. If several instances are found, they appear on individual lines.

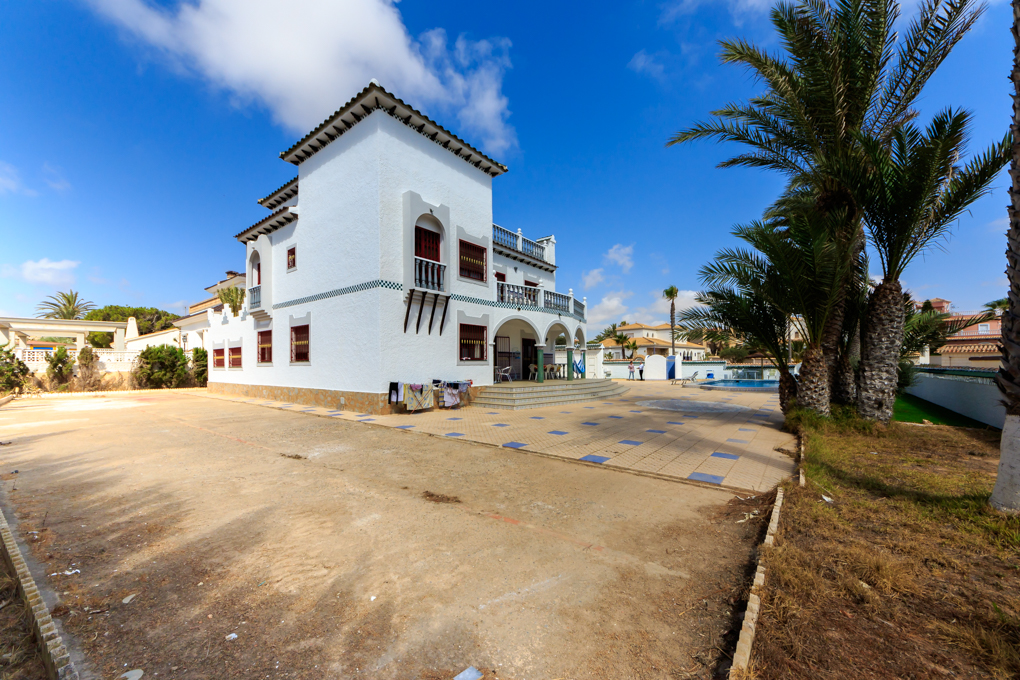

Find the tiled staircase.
xmin=473 ymin=379 xmax=629 ymax=411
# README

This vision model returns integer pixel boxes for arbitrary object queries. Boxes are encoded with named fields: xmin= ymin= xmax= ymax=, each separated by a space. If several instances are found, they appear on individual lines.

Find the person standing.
xmin=639 ymin=362 xmax=644 ymax=381
xmin=628 ymin=361 xmax=635 ymax=380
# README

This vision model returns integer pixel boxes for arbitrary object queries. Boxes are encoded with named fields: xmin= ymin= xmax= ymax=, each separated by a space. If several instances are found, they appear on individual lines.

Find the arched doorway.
xmin=492 ymin=317 xmax=543 ymax=380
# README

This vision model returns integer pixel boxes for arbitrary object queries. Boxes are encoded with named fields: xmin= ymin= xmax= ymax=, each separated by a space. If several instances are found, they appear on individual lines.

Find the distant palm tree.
xmin=624 ymin=340 xmax=639 ymax=359
xmin=613 ymin=330 xmax=630 ymax=359
xmin=985 ymin=298 xmax=1008 ymax=315
xmin=596 ymin=322 xmax=619 ymax=342
xmin=36 ymin=290 xmax=96 ymax=319
xmin=663 ymin=285 xmax=679 ymax=356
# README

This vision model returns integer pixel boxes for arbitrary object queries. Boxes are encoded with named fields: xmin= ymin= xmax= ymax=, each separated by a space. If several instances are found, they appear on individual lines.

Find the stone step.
xmin=473 ymin=382 xmax=630 ymax=411
xmin=481 ymin=379 xmax=617 ymax=395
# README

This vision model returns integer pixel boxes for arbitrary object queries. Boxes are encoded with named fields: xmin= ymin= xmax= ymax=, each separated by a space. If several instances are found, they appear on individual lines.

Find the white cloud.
xmin=604 ymin=244 xmax=634 ymax=273
xmin=2 ymin=258 xmax=80 ymax=287
xmin=988 ymin=217 xmax=1009 ymax=233
xmin=627 ymin=50 xmax=665 ymax=80
xmin=87 ymin=0 xmax=516 ymax=156
xmin=660 ymin=0 xmax=771 ymax=26
xmin=587 ymin=291 xmax=633 ymax=326
xmin=0 ymin=162 xmax=37 ymax=197
xmin=631 ymin=289 xmax=702 ymax=325
xmin=42 ymin=163 xmax=71 ymax=192
xmin=581 ymin=268 xmax=605 ymax=290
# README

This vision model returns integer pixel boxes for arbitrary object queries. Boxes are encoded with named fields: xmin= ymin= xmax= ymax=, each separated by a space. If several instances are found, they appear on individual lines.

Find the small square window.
xmin=212 ymin=348 xmax=225 ymax=368
xmin=291 ymin=324 xmax=309 ymax=362
xmin=228 ymin=346 xmax=242 ymax=368
xmin=258 ymin=330 xmax=272 ymax=363
xmin=978 ymin=323 xmax=991 ymax=333
xmin=287 ymin=246 xmax=297 ymax=270
xmin=459 ymin=323 xmax=487 ymax=361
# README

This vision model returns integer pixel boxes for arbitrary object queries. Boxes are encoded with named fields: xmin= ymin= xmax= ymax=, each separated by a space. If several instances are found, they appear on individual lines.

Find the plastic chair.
xmin=495 ymin=366 xmax=513 ymax=383
xmin=528 ymin=364 xmax=538 ymax=381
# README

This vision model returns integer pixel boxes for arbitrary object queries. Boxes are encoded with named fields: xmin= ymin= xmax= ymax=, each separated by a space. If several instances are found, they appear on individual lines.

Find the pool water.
xmin=700 ymin=379 xmax=780 ymax=391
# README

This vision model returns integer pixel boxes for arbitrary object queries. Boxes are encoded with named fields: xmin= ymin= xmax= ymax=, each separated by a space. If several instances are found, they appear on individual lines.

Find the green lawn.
xmin=893 ymin=392 xmax=992 ymax=429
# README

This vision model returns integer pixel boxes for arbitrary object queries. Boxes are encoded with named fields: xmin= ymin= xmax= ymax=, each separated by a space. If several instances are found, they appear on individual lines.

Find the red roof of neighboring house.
xmin=938 ymin=343 xmax=999 ymax=354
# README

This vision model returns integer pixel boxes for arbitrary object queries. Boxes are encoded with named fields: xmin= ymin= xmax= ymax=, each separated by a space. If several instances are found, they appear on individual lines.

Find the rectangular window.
xmin=213 ymin=348 xmax=225 ymax=368
xmin=459 ymin=241 xmax=486 ymax=281
xmin=524 ymin=280 xmax=538 ymax=287
xmin=287 ymin=246 xmax=297 ymax=270
xmin=258 ymin=330 xmax=272 ymax=363
xmin=415 ymin=226 xmax=440 ymax=262
xmin=228 ymin=346 xmax=242 ymax=368
xmin=494 ymin=272 xmax=505 ymax=282
xmin=291 ymin=324 xmax=310 ymax=362
xmin=459 ymin=323 xmax=487 ymax=361
xmin=979 ymin=323 xmax=991 ymax=333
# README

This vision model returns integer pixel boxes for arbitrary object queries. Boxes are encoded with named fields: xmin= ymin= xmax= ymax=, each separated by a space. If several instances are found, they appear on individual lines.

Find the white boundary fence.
xmin=11 ymin=347 xmax=193 ymax=374
xmin=904 ymin=368 xmax=1004 ymax=428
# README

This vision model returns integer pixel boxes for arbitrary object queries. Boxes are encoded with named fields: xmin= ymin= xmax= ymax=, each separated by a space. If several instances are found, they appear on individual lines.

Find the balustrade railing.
xmin=498 ymin=282 xmax=538 ymax=307
xmin=415 ymin=257 xmax=446 ymax=292
xmin=492 ymin=224 xmax=517 ymax=250
xmin=492 ymin=225 xmax=546 ymax=263
xmin=544 ymin=290 xmax=571 ymax=313
xmin=521 ymin=237 xmax=545 ymax=261
xmin=249 ymin=285 xmax=262 ymax=310
xmin=573 ymin=298 xmax=585 ymax=318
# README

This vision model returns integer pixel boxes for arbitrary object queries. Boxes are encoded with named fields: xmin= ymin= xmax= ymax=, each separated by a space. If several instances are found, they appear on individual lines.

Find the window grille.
xmin=459 ymin=241 xmax=486 ymax=281
xmin=228 ymin=346 xmax=242 ymax=368
xmin=213 ymin=348 xmax=224 ymax=368
xmin=459 ymin=324 xmax=487 ymax=361
xmin=415 ymin=227 xmax=440 ymax=262
xmin=291 ymin=324 xmax=310 ymax=362
xmin=258 ymin=330 xmax=272 ymax=363
xmin=287 ymin=246 xmax=297 ymax=270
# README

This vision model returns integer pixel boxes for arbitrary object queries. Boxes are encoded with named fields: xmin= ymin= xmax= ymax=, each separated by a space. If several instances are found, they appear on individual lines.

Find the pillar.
xmin=567 ymin=348 xmax=574 ymax=381
xmin=113 ymin=328 xmax=126 ymax=351
xmin=536 ymin=347 xmax=544 ymax=383
xmin=75 ymin=333 xmax=86 ymax=351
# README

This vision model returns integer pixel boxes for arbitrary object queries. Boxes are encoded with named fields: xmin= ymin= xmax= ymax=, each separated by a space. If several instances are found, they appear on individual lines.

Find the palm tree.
xmin=985 ymin=297 xmax=1008 ymax=315
xmin=663 ymin=286 xmax=679 ymax=356
xmin=596 ymin=323 xmax=619 ymax=343
xmin=217 ymin=287 xmax=246 ymax=316
xmin=669 ymin=0 xmax=984 ymax=407
xmin=613 ymin=330 xmax=630 ymax=360
xmin=852 ymin=110 xmax=1009 ymax=422
xmin=36 ymin=290 xmax=96 ymax=319
xmin=991 ymin=3 xmax=1020 ymax=514
xmin=624 ymin=340 xmax=639 ymax=359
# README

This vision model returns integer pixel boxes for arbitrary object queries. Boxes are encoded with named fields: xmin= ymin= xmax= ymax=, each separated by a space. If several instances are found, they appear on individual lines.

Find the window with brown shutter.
xmin=254 ymin=262 xmax=261 ymax=285
xmin=459 ymin=240 xmax=486 ymax=281
xmin=228 ymin=346 xmax=242 ymax=368
xmin=291 ymin=324 xmax=310 ymax=362
xmin=258 ymin=330 xmax=272 ymax=363
xmin=415 ymin=227 xmax=440 ymax=262
xmin=459 ymin=324 xmax=487 ymax=361
xmin=494 ymin=272 xmax=505 ymax=282
xmin=212 ymin=348 xmax=225 ymax=368
xmin=287 ymin=246 xmax=297 ymax=270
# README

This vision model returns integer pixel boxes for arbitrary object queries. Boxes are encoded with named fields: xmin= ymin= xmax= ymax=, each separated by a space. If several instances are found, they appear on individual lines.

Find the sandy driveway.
xmin=0 ymin=392 xmax=767 ymax=679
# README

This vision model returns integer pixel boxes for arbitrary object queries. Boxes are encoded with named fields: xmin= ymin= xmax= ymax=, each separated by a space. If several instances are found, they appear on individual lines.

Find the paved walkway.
xmin=198 ymin=381 xmax=796 ymax=491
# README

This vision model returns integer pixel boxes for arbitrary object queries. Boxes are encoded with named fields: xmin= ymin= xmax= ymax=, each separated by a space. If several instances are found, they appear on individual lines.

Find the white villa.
xmin=601 ymin=323 xmax=707 ymax=360
xmin=205 ymin=81 xmax=588 ymax=413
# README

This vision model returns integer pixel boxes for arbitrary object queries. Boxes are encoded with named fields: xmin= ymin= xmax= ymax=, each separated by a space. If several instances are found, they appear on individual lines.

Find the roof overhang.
xmin=492 ymin=242 xmax=557 ymax=273
xmin=279 ymin=81 xmax=508 ymax=178
xmin=258 ymin=176 xmax=299 ymax=210
xmin=0 ymin=317 xmax=129 ymax=334
xmin=235 ymin=206 xmax=298 ymax=243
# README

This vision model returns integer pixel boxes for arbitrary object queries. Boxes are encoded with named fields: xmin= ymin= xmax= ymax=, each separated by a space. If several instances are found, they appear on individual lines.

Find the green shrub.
xmin=134 ymin=344 xmax=191 ymax=389
xmin=0 ymin=348 xmax=30 ymax=394
xmin=46 ymin=347 xmax=75 ymax=385
xmin=192 ymin=347 xmax=208 ymax=387
xmin=76 ymin=346 xmax=102 ymax=391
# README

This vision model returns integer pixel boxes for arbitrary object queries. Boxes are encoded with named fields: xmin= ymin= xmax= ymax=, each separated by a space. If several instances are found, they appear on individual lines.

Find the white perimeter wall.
xmin=904 ymin=373 xmax=1005 ymax=428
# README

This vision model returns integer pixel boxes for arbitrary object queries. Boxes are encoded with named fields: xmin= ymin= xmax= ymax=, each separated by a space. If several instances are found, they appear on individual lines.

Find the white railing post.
xmin=516 ymin=228 xmax=523 ymax=251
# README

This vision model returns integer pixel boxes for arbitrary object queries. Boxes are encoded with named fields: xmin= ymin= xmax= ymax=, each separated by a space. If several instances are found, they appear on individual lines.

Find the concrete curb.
xmin=0 ymin=394 xmax=14 ymax=408
xmin=798 ymin=429 xmax=806 ymax=487
xmin=0 ymin=507 xmax=79 ymax=679
xmin=729 ymin=486 xmax=784 ymax=676
xmin=20 ymin=387 xmax=206 ymax=400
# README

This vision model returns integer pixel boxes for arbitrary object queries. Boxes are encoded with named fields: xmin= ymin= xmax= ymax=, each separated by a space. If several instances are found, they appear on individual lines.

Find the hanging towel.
xmin=397 ymin=382 xmax=404 ymax=402
xmin=444 ymin=387 xmax=460 ymax=407
xmin=388 ymin=382 xmax=399 ymax=404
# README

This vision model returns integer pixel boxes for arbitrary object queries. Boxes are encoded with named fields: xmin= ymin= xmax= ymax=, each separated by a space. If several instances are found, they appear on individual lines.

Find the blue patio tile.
xmin=356 ymin=413 xmax=370 ymax=417
xmin=646 ymin=429 xmax=666 ymax=434
xmin=358 ymin=418 xmax=376 ymax=422
xmin=560 ymin=411 xmax=572 ymax=414
xmin=619 ymin=439 xmax=643 ymax=446
xmin=395 ymin=424 xmax=415 ymax=429
xmin=582 ymin=422 xmax=600 ymax=426
xmin=580 ymin=454 xmax=610 ymax=464
xmin=738 ymin=428 xmax=756 ymax=432
xmin=492 ymin=423 xmax=510 ymax=427
xmin=300 ymin=408 xmax=316 ymax=412
xmin=689 ymin=472 xmax=725 ymax=485
xmin=503 ymin=441 xmax=527 ymax=449
xmin=603 ymin=402 xmax=614 ymax=405
xmin=549 ymin=430 xmax=569 ymax=436
xmin=446 ymin=432 xmax=465 ymax=437
xmin=327 ymin=410 xmax=344 ymax=414
xmin=329 ymin=413 xmax=344 ymax=417
xmin=486 ymin=412 xmax=500 ymax=415
xmin=584 ymin=406 xmax=595 ymax=409
xmin=530 ymin=416 xmax=545 ymax=420
xmin=608 ymin=415 xmax=623 ymax=419
xmin=712 ymin=452 xmax=740 ymax=460
xmin=629 ymin=410 xmax=642 ymax=413
xmin=727 ymin=438 xmax=750 ymax=444
xmin=447 ymin=417 xmax=463 ymax=421
xmin=684 ymin=415 xmax=700 ymax=418
xmin=667 ymin=421 xmax=685 ymax=425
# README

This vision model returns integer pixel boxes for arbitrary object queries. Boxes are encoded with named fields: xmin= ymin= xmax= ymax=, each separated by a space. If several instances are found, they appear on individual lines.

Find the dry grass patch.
xmin=752 ymin=411 xmax=1019 ymax=679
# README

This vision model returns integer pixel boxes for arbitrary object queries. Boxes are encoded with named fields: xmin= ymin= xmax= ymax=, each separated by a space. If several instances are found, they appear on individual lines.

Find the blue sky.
xmin=0 ymin=0 xmax=1011 ymax=327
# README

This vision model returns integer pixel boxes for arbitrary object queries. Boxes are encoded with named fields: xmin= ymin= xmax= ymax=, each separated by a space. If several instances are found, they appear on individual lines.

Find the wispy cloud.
xmin=582 ymin=268 xmax=605 ymax=290
xmin=627 ymin=50 xmax=665 ymax=81
xmin=42 ymin=163 xmax=71 ymax=192
xmin=660 ymin=0 xmax=771 ymax=26
xmin=587 ymin=291 xmax=633 ymax=326
xmin=86 ymin=0 xmax=517 ymax=156
xmin=631 ymin=289 xmax=701 ymax=324
xmin=988 ymin=217 xmax=1009 ymax=233
xmin=604 ymin=244 xmax=634 ymax=273
xmin=0 ymin=161 xmax=38 ymax=197
xmin=1 ymin=258 xmax=80 ymax=287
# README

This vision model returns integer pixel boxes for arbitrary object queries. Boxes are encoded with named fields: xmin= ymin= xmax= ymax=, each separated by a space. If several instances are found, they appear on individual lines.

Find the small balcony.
xmin=249 ymin=285 xmax=262 ymax=310
xmin=415 ymin=257 xmax=446 ymax=292
xmin=492 ymin=224 xmax=554 ymax=271
xmin=498 ymin=282 xmax=538 ymax=307
xmin=497 ymin=282 xmax=586 ymax=320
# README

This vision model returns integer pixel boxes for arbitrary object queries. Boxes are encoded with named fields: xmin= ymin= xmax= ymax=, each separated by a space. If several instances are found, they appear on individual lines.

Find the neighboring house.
xmin=172 ymin=271 xmax=246 ymax=352
xmin=915 ymin=297 xmax=953 ymax=314
xmin=601 ymin=336 xmax=706 ymax=360
xmin=205 ymin=81 xmax=587 ymax=412
xmin=934 ymin=313 xmax=1001 ymax=369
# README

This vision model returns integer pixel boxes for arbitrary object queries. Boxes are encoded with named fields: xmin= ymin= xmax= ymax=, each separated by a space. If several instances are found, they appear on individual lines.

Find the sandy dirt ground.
xmin=0 ymin=392 xmax=769 ymax=680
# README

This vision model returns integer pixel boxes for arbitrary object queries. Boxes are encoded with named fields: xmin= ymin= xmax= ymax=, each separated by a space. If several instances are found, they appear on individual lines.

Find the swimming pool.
xmin=699 ymin=379 xmax=779 ymax=392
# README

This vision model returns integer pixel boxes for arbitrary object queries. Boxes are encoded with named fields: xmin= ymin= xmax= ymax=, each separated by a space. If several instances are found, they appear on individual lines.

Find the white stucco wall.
xmin=904 ymin=372 xmax=1004 ymax=428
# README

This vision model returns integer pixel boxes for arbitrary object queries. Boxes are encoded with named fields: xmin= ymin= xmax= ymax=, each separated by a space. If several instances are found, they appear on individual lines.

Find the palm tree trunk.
xmin=778 ymin=370 xmax=798 ymax=414
xmin=857 ymin=279 xmax=904 ymax=423
xmin=832 ymin=323 xmax=859 ymax=406
xmin=797 ymin=344 xmax=830 ymax=415
xmin=670 ymin=302 xmax=676 ymax=356
xmin=991 ymin=0 xmax=1020 ymax=514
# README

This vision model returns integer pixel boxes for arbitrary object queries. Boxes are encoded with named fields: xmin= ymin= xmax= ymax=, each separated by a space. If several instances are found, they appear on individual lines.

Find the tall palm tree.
xmin=624 ymin=340 xmax=639 ymax=359
xmin=985 ymin=297 xmax=1008 ymax=314
xmin=663 ymin=286 xmax=679 ymax=356
xmin=852 ymin=110 xmax=1009 ymax=421
xmin=669 ymin=0 xmax=984 ymax=407
xmin=991 ymin=0 xmax=1020 ymax=514
xmin=36 ymin=290 xmax=96 ymax=319
xmin=614 ymin=330 xmax=630 ymax=359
